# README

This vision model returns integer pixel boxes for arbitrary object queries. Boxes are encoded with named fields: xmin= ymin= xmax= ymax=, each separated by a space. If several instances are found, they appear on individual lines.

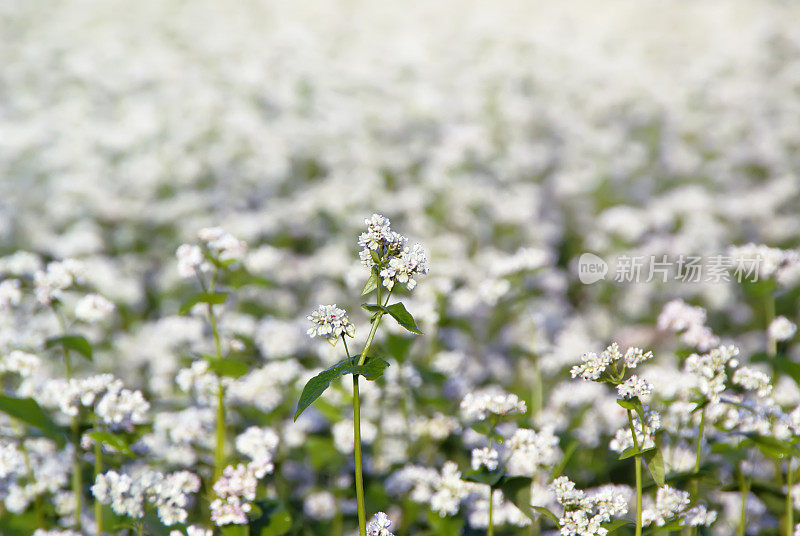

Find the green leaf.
xmin=616 ymin=397 xmax=646 ymax=424
xmin=461 ymin=468 xmax=503 ymax=487
xmin=179 ymin=292 xmax=228 ymax=315
xmin=370 ymin=249 xmax=381 ymax=264
xmin=601 ymin=520 xmax=630 ymax=533
xmin=87 ymin=431 xmax=133 ymax=456
xmin=425 ymin=509 xmax=463 ymax=536
xmin=221 ymin=525 xmax=249 ymax=536
xmin=361 ymin=271 xmax=379 ymax=296
xmin=747 ymin=434 xmax=797 ymax=460
xmin=469 ymin=423 xmax=504 ymax=442
xmin=643 ymin=445 xmax=666 ymax=486
xmin=203 ymin=355 xmax=249 ymax=378
xmin=46 ymin=334 xmax=93 ymax=361
xmin=249 ymin=499 xmax=292 ymax=536
xmin=294 ymin=357 xmax=390 ymax=421
xmin=618 ymin=446 xmax=654 ymax=460
xmin=498 ymin=476 xmax=536 ymax=520
xmin=0 ymin=395 xmax=68 ymax=448
xmin=385 ymin=302 xmax=422 ymax=334
xmin=531 ymin=506 xmax=560 ymax=526
xmin=361 ymin=303 xmax=385 ymax=313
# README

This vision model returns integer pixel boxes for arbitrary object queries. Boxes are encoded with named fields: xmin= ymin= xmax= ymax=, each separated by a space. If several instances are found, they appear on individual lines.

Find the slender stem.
xmin=353 ymin=375 xmax=367 ymax=536
xmin=627 ymin=410 xmax=642 ymax=536
xmin=766 ymin=293 xmax=777 ymax=358
xmin=357 ymin=313 xmax=383 ymax=367
xmin=94 ymin=437 xmax=103 ymax=536
xmin=206 ymin=272 xmax=227 ymax=482
xmin=787 ymin=456 xmax=794 ymax=536
xmin=688 ymin=406 xmax=706 ymax=536
xmin=738 ymin=469 xmax=749 ymax=536
xmin=487 ymin=488 xmax=494 ymax=536
xmin=54 ymin=305 xmax=82 ymax=529
xmin=213 ymin=383 xmax=226 ymax=481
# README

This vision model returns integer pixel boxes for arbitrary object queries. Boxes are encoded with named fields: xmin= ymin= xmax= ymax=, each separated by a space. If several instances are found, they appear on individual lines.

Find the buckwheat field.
xmin=2 ymin=1 xmax=800 ymax=535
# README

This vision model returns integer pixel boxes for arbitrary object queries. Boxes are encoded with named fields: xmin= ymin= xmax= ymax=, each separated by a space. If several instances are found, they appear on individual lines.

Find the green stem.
xmin=766 ymin=293 xmax=777 ymax=358
xmin=357 ymin=312 xmax=383 ymax=367
xmin=207 ymin=272 xmax=227 ymax=482
xmin=689 ymin=406 xmax=706 ymax=536
xmin=738 ymin=469 xmax=749 ymax=536
xmin=213 ymin=383 xmax=226 ymax=481
xmin=54 ymin=305 xmax=82 ymax=530
xmin=94 ymin=437 xmax=103 ymax=536
xmin=627 ymin=410 xmax=642 ymax=536
xmin=787 ymin=457 xmax=794 ymax=536
xmin=487 ymin=488 xmax=494 ymax=536
xmin=353 ymin=375 xmax=367 ymax=536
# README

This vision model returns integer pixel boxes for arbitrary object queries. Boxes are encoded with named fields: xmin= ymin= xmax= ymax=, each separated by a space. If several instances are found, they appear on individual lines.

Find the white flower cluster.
xmin=609 ymin=410 xmax=662 ymax=453
xmin=303 ymin=491 xmax=336 ymax=521
xmin=0 ymin=350 xmax=41 ymax=377
xmin=551 ymin=476 xmax=627 ymax=536
xmin=430 ymin=461 xmax=474 ymax=517
xmin=570 ymin=342 xmax=653 ymax=381
xmin=306 ymin=304 xmax=355 ymax=343
xmin=198 ymin=227 xmax=248 ymax=262
xmin=210 ymin=449 xmax=276 ymax=526
xmin=170 ymin=526 xmax=212 ymax=536
xmin=657 ymin=299 xmax=719 ymax=351
xmin=470 ymin=447 xmax=499 ymax=471
xmin=33 ymin=260 xmax=84 ymax=306
xmin=358 ymin=214 xmax=406 ymax=257
xmin=380 ymin=243 xmax=430 ymax=291
xmin=468 ymin=488 xmax=532 ymax=529
xmin=358 ymin=214 xmax=429 ymax=291
xmin=235 ymin=426 xmax=279 ymax=478
xmin=728 ymin=244 xmax=800 ymax=283
xmin=732 ymin=367 xmax=773 ymax=398
xmin=40 ymin=374 xmax=149 ymax=431
xmin=460 ymin=386 xmax=527 ymax=422
xmin=176 ymin=244 xmax=211 ymax=279
xmin=616 ymin=375 xmax=652 ymax=400
xmin=92 ymin=469 xmax=201 ymax=526
xmin=74 ymin=293 xmax=115 ymax=323
xmin=176 ymin=227 xmax=247 ymax=279
xmin=505 ymin=427 xmax=561 ymax=477
xmin=769 ymin=316 xmax=797 ymax=342
xmin=642 ymin=485 xmax=717 ymax=528
xmin=0 ymin=279 xmax=22 ymax=309
xmin=684 ymin=345 xmax=740 ymax=403
xmin=367 ymin=511 xmax=395 ymax=536
xmin=1 ymin=438 xmax=71 ymax=514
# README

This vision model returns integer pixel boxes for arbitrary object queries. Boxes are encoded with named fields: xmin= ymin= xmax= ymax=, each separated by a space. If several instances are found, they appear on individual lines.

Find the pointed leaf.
xmin=87 ymin=431 xmax=133 ymax=456
xmin=203 ymin=355 xmax=249 ymax=378
xmin=179 ymin=292 xmax=228 ymax=315
xmin=361 ymin=272 xmax=379 ymax=296
xmin=602 ymin=519 xmax=630 ymax=533
xmin=361 ymin=304 xmax=385 ymax=313
xmin=531 ymin=506 xmax=560 ymax=526
xmin=0 ymin=395 xmax=68 ymax=447
xmin=46 ymin=334 xmax=93 ymax=361
xmin=461 ymin=468 xmax=503 ymax=487
xmin=294 ymin=357 xmax=390 ymax=420
xmin=385 ymin=302 xmax=422 ymax=334
xmin=643 ymin=446 xmax=666 ymax=487
xmin=498 ymin=476 xmax=536 ymax=520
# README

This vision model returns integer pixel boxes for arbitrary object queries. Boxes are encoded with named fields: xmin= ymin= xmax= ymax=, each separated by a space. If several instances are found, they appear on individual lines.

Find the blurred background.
xmin=2 ymin=0 xmax=800 ymax=533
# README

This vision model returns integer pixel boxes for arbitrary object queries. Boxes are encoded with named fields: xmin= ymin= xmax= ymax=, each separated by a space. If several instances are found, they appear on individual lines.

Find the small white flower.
xmin=470 ymin=447 xmax=499 ymax=471
xmin=769 ymin=316 xmax=797 ymax=342
xmin=306 ymin=304 xmax=355 ymax=344
xmin=75 ymin=293 xmax=115 ymax=323
xmin=367 ymin=511 xmax=394 ymax=536
xmin=616 ymin=375 xmax=652 ymax=400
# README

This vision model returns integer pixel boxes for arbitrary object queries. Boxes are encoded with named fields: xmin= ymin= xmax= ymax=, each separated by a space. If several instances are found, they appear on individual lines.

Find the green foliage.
xmin=294 ymin=357 xmax=390 ymax=421
xmin=45 ymin=334 xmax=93 ymax=361
xmin=0 ymin=395 xmax=69 ymax=448
xmin=179 ymin=291 xmax=228 ymax=315
xmin=384 ymin=302 xmax=422 ymax=334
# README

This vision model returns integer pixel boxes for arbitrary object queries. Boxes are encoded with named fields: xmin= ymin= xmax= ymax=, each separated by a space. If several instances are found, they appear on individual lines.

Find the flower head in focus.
xmin=306 ymin=304 xmax=355 ymax=345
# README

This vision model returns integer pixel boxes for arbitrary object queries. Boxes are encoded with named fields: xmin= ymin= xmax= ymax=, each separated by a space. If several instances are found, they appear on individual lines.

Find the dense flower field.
xmin=2 ymin=0 xmax=800 ymax=535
